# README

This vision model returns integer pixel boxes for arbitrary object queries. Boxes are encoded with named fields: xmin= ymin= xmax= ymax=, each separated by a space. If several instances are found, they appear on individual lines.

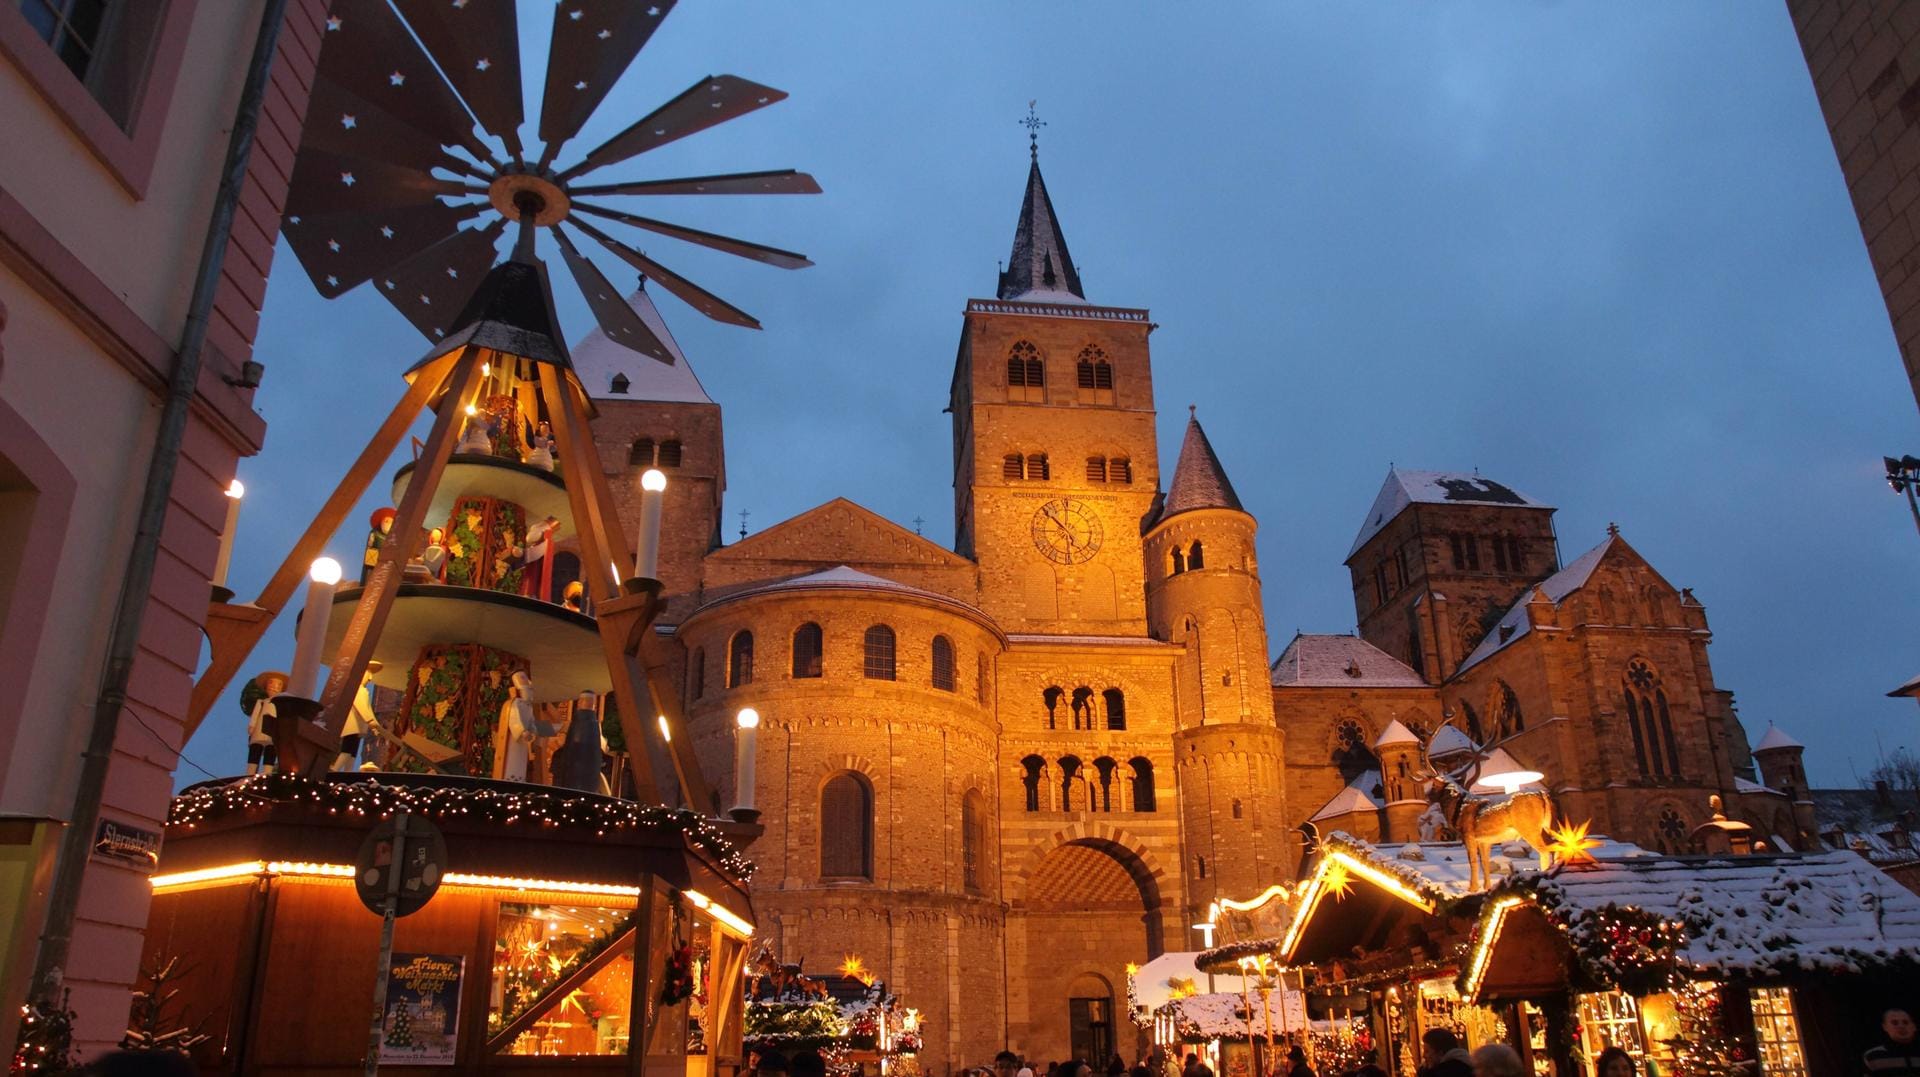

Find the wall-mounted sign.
xmin=92 ymin=818 xmax=161 ymax=870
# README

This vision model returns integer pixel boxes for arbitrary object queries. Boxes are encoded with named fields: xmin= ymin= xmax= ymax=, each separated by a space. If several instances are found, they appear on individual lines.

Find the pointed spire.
xmin=996 ymin=122 xmax=1085 ymax=302
xmin=1161 ymin=410 xmax=1244 ymax=519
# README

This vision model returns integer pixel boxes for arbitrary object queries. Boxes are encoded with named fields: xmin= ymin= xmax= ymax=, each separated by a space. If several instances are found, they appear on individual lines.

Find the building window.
xmin=1086 ymin=456 xmax=1106 ymax=483
xmin=977 ymin=654 xmax=990 ymax=705
xmin=1449 ymin=534 xmax=1480 ymax=570
xmin=728 ymin=631 xmax=753 ymax=688
xmin=1130 ymin=757 xmax=1156 ymax=812
xmin=1170 ymin=547 xmax=1185 ymax=575
xmin=1333 ymin=719 xmax=1376 ymax=783
xmin=1624 ymin=659 xmax=1679 ymax=778
xmin=1464 ymin=535 xmax=1481 ymax=570
xmin=1076 ymin=346 xmax=1114 ymax=404
xmin=1042 ymin=685 xmax=1063 ymax=729
xmin=1007 ymin=341 xmax=1045 ymax=402
xmin=1021 ymin=755 xmax=1046 ymax=811
xmin=862 ymin=625 xmax=896 ymax=680
xmin=1655 ymin=807 xmax=1687 ymax=853
xmin=1058 ymin=755 xmax=1085 ymax=811
xmin=689 ymin=647 xmax=705 ymax=702
xmin=628 ymin=438 xmax=654 ymax=466
xmin=1507 ymin=538 xmax=1526 ymax=572
xmin=1188 ymin=541 xmax=1204 ymax=569
xmin=1373 ymin=562 xmax=1390 ymax=605
xmin=962 ymin=790 xmax=987 ymax=890
xmin=1103 ymin=688 xmax=1126 ymax=731
xmin=1491 ymin=680 xmax=1524 ymax=738
xmin=610 ymin=373 xmax=630 ymax=394
xmin=820 ymin=773 xmax=873 ymax=879
xmin=1070 ymin=686 xmax=1094 ymax=730
xmin=1749 ymin=987 xmax=1809 ymax=1077
xmin=1194 ymin=854 xmax=1206 ymax=879
xmin=1092 ymin=757 xmax=1117 ymax=812
xmin=791 ymin=622 xmax=823 ymax=678
xmin=1004 ymin=453 xmax=1024 ymax=480
xmin=1026 ymin=453 xmax=1050 ymax=481
xmin=1087 ymin=455 xmax=1133 ymax=484
xmin=1232 ymin=798 xmax=1243 ymax=819
xmin=20 ymin=0 xmax=162 ymax=127
xmin=657 ymin=439 xmax=682 ymax=468
xmin=931 ymin=635 xmax=956 ymax=691
xmin=1492 ymin=535 xmax=1510 ymax=572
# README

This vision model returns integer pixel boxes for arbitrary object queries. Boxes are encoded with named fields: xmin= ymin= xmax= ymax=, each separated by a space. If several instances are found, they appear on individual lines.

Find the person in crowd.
xmin=1286 ymin=1045 xmax=1315 ymax=1077
xmin=1109 ymin=1056 xmax=1128 ymax=1077
xmin=1866 ymin=1008 xmax=1920 ymax=1077
xmin=1418 ymin=1030 xmax=1473 ymax=1077
xmin=1131 ymin=1061 xmax=1154 ymax=1077
xmin=752 ymin=1050 xmax=790 ymax=1077
xmin=996 ymin=1051 xmax=1022 ymax=1077
xmin=1469 ymin=1045 xmax=1523 ymax=1077
xmin=1059 ymin=1060 xmax=1091 ymax=1077
xmin=1184 ymin=1054 xmax=1205 ymax=1077
xmin=790 ymin=1049 xmax=826 ymax=1077
xmin=1595 ymin=1046 xmax=1635 ymax=1077
xmin=1350 ymin=1048 xmax=1388 ymax=1077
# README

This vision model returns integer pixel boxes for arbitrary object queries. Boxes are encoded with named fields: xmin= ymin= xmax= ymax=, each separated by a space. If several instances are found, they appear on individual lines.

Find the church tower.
xmin=1146 ymin=415 xmax=1291 ymax=905
xmin=950 ymin=148 xmax=1160 ymax=634
xmin=578 ymin=285 xmax=725 ymax=625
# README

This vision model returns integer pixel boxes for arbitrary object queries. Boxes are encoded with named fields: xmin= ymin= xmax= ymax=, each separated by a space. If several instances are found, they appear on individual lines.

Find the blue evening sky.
xmin=183 ymin=3 xmax=1919 ymax=788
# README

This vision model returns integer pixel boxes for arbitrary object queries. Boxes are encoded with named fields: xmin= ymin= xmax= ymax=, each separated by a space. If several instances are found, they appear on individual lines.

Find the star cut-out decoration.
xmin=325 ymin=16 xmax=341 ymax=30
xmin=1324 ymin=860 xmax=1353 ymax=901
xmin=389 ymin=71 xmax=405 ymax=86
xmin=340 ymin=172 xmax=355 ymax=187
xmin=380 ymin=225 xmax=395 ymax=239
xmin=1545 ymin=818 xmax=1602 ymax=866
xmin=340 ymin=114 xmax=356 ymax=129
xmin=475 ymin=58 xmax=490 ymax=71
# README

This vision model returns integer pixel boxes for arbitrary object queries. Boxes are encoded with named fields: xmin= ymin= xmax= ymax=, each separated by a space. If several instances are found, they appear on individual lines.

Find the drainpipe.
xmin=27 ymin=0 xmax=292 ymax=1007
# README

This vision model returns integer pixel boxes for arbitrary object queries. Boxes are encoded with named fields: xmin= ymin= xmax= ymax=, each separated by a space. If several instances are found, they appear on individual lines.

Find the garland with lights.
xmin=167 ymin=774 xmax=755 ymax=880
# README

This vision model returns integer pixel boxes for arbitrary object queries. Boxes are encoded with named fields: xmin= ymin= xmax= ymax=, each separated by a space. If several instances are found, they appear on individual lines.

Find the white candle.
xmin=634 ymin=469 xmax=666 ymax=580
xmin=212 ymin=479 xmax=244 ymax=587
xmin=733 ymin=708 xmax=760 ymax=813
xmin=289 ymin=557 xmax=342 ymax=699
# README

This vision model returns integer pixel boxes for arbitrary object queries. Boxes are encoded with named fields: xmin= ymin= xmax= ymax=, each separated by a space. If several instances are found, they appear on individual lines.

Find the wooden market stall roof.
xmin=1460 ymin=849 xmax=1920 ymax=1003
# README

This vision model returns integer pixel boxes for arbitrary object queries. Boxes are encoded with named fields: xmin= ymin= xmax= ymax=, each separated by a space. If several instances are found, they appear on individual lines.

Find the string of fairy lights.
xmin=167 ymin=775 xmax=757 ymax=880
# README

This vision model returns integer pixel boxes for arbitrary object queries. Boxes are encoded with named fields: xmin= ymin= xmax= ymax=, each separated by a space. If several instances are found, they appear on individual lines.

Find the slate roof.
xmin=1455 ymin=535 xmax=1616 ymax=673
xmin=1810 ymin=787 xmax=1920 ymax=862
xmin=1160 ymin=414 xmax=1244 ymax=520
xmin=1428 ymin=725 xmax=1477 ymax=759
xmin=1753 ymin=725 xmax=1805 ymax=752
xmin=996 ymin=155 xmax=1085 ymax=303
xmin=1374 ymin=719 xmax=1420 ymax=748
xmin=1271 ymin=634 xmax=1429 ymax=688
xmin=571 ymin=287 xmax=713 ymax=404
xmin=1310 ymin=784 xmax=1381 ymax=822
xmin=1348 ymin=468 xmax=1552 ymax=559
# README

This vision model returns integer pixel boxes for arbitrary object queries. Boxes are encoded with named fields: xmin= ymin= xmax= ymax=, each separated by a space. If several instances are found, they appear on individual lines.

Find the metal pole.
xmin=365 ymin=811 xmax=410 ymax=1077
xmin=27 ymin=0 xmax=292 ymax=1012
xmin=1905 ymin=481 xmax=1920 ymax=538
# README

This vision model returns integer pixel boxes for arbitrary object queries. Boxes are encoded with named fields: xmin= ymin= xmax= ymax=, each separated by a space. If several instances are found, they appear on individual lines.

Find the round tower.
xmin=1372 ymin=719 xmax=1426 ymax=842
xmin=1147 ymin=412 xmax=1290 ymax=912
xmin=1752 ymin=725 xmax=1817 ymax=848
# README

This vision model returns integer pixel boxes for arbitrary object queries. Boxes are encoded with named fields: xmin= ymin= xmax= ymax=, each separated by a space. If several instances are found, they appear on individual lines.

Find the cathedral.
xmin=573 ymin=151 xmax=1812 ymax=1071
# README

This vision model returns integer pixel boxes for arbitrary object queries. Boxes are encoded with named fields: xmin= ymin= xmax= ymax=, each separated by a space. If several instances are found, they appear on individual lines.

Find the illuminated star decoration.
xmin=1166 ymin=976 xmax=1199 ymax=1000
xmin=1324 ymin=860 xmax=1353 ymax=901
xmin=1123 ymin=962 xmax=1139 ymax=976
xmin=1545 ymin=818 xmax=1602 ymax=865
xmin=838 ymin=953 xmax=875 ymax=987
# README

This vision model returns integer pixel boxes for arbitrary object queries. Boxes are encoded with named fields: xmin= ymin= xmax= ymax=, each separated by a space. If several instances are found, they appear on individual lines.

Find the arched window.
xmin=1025 ymin=453 xmax=1049 ymax=481
xmin=1021 ymin=755 xmax=1047 ymax=812
xmin=1624 ymin=659 xmax=1679 ymax=778
xmin=1058 ymin=755 xmax=1084 ymax=812
xmin=728 ymin=630 xmax=753 ymax=688
xmin=1109 ymin=458 xmax=1131 ymax=484
xmin=791 ymin=622 xmax=823 ymax=678
xmin=1188 ymin=541 xmax=1204 ymax=570
xmin=1076 ymin=346 xmax=1114 ymax=404
xmin=628 ymin=437 xmax=654 ymax=466
xmin=609 ymin=373 xmax=630 ymax=394
xmin=689 ymin=647 xmax=705 ymax=702
xmin=962 ymin=790 xmax=987 ymax=889
xmin=1007 ymin=341 xmax=1045 ymax=402
xmin=820 ymin=773 xmax=873 ymax=879
xmin=862 ymin=625 xmax=896 ymax=680
xmin=1003 ymin=453 xmax=1024 ymax=480
xmin=1194 ymin=854 xmax=1207 ymax=879
xmin=657 ymin=439 xmax=682 ymax=468
xmin=1042 ymin=686 xmax=1064 ymax=729
xmin=1332 ymin=720 xmax=1376 ymax=783
xmin=1070 ymin=686 xmax=1094 ymax=730
xmin=1086 ymin=456 xmax=1107 ymax=483
xmin=1170 ymin=547 xmax=1185 ymax=575
xmin=1129 ymin=757 xmax=1156 ymax=812
xmin=1232 ymin=798 xmax=1244 ymax=819
xmin=931 ymin=635 xmax=956 ymax=691
xmin=1491 ymin=681 xmax=1524 ymax=738
xmin=1460 ymin=700 xmax=1484 ymax=743
xmin=1103 ymin=688 xmax=1126 ymax=731
xmin=1092 ymin=757 xmax=1118 ymax=812
xmin=977 ymin=654 xmax=990 ymax=705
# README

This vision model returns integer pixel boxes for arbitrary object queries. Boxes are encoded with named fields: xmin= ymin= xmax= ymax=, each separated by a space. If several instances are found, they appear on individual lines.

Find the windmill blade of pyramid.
xmin=556 ymin=75 xmax=789 ymax=183
xmin=570 ymin=217 xmax=760 ymax=329
xmin=570 ymin=169 xmax=823 ymax=198
xmin=552 ymin=224 xmax=678 ymax=365
xmin=537 ymin=0 xmax=678 ymax=166
xmin=286 ymin=147 xmax=472 ymax=220
xmin=572 ymin=202 xmax=812 ymax=269
xmin=317 ymin=0 xmax=495 ymax=166
xmin=391 ymin=0 xmax=526 ymax=160
xmin=373 ymin=220 xmax=506 ymax=342
xmin=302 ymin=73 xmax=478 ymax=179
xmin=284 ymin=201 xmax=485 ymax=299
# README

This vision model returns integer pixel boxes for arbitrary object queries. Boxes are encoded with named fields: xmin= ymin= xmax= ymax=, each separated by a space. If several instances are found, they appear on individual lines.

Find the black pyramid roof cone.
xmin=997 ymin=153 xmax=1085 ymax=301
xmin=1162 ymin=409 xmax=1245 ymax=518
xmin=412 ymin=229 xmax=574 ymax=372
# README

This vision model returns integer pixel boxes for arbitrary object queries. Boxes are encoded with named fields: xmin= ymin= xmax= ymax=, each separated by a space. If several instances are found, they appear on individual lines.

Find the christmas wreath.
xmin=661 ymin=945 xmax=698 ymax=1005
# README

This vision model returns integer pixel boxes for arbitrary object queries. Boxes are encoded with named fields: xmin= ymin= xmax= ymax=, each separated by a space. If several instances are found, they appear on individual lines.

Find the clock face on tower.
xmin=1030 ymin=498 xmax=1104 ymax=564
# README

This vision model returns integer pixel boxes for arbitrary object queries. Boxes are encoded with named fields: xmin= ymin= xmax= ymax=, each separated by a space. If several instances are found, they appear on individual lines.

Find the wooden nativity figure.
xmin=363 ymin=507 xmax=396 ymax=584
xmin=242 ymin=669 xmax=288 ymax=775
xmin=550 ymin=690 xmax=605 ymax=793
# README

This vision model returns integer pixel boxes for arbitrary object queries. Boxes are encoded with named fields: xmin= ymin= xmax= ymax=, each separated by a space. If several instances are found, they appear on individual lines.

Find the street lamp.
xmin=1885 ymin=455 xmax=1920 ymax=536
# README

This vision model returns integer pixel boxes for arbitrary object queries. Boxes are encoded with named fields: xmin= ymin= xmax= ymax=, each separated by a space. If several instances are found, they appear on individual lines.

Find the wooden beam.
xmin=314 ymin=348 xmax=486 ymax=741
xmin=183 ymin=355 xmax=453 ymax=740
xmin=537 ymin=362 xmax=663 ymax=804
xmin=486 ymin=920 xmax=640 ymax=1054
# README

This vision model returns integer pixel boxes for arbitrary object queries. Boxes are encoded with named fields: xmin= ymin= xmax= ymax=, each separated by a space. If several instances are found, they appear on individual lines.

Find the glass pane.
xmin=1748 ymin=988 xmax=1808 ymax=1077
xmin=490 ymin=903 xmax=636 ymax=1056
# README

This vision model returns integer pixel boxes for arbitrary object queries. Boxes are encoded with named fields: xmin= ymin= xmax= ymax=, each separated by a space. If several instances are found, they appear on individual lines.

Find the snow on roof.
xmin=697 ymin=565 xmax=987 ymax=621
xmin=1735 ymin=776 xmax=1783 ymax=797
xmin=1374 ymin=719 xmax=1420 ymax=749
xmin=1271 ymin=634 xmax=1428 ymax=688
xmin=1499 ymin=850 xmax=1920 ymax=977
xmin=570 ymin=288 xmax=714 ymax=404
xmin=1310 ymin=785 xmax=1381 ymax=822
xmin=1324 ymin=831 xmax=1652 ymax=902
xmin=1428 ymin=725 xmax=1477 ymax=758
xmin=1753 ymin=726 xmax=1804 ymax=752
xmin=1130 ymin=953 xmax=1247 ymax=1010
xmin=1348 ymin=468 xmax=1552 ymax=559
xmin=1456 ymin=535 xmax=1616 ymax=673
xmin=1158 ymin=990 xmax=1307 ymax=1039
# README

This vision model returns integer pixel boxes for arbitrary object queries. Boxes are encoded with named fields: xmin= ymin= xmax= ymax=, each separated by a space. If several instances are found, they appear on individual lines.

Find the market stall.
xmin=743 ymin=953 xmax=922 ymax=1077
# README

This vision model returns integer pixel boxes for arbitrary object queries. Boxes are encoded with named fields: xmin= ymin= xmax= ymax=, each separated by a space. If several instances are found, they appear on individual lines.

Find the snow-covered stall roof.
xmin=1156 ymin=990 xmax=1308 ymax=1040
xmin=1493 ymin=850 xmax=1920 ymax=978
xmin=1324 ymin=832 xmax=1652 ymax=902
xmin=1131 ymin=952 xmax=1247 ymax=1011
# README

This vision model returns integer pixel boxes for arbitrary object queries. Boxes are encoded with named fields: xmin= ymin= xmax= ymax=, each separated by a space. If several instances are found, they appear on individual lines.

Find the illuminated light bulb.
xmin=733 ymin=708 xmax=760 ymax=814
xmin=288 ymin=557 xmax=343 ymax=697
xmin=657 ymin=715 xmax=671 ymax=743
xmin=633 ymin=470 xmax=667 ymax=579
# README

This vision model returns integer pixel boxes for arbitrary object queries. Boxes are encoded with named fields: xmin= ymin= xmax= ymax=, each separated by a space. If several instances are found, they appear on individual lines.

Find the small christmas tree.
xmin=11 ymin=990 xmax=76 ymax=1075
xmin=1663 ymin=980 xmax=1747 ymax=1077
xmin=385 ymin=1001 xmax=415 ymax=1049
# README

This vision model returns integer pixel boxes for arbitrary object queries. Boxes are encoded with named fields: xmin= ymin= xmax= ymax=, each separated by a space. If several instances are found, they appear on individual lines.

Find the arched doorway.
xmin=1017 ymin=839 xmax=1162 ymax=1063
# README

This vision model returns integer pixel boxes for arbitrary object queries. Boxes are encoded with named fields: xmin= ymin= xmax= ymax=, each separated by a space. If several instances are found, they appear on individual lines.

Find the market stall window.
xmin=489 ymin=902 xmax=637 ymax=1056
xmin=1577 ymin=992 xmax=1647 ymax=1075
xmin=1748 ymin=987 xmax=1809 ymax=1077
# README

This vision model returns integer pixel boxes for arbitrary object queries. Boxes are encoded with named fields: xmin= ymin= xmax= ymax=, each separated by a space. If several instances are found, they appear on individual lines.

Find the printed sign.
xmin=92 ymin=818 xmax=161 ymax=870
xmin=379 ymin=953 xmax=464 ymax=1065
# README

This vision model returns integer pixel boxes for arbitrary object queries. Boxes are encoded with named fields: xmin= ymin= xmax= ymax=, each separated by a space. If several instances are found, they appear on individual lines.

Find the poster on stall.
xmin=379 ymin=953 xmax=465 ymax=1065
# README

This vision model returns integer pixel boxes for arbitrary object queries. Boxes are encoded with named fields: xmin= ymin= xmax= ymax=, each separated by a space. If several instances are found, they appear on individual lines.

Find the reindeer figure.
xmin=1416 ymin=727 xmax=1555 ymax=890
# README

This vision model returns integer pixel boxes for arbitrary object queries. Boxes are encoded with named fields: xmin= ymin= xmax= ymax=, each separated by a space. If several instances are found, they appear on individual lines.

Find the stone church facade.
xmin=573 ymin=153 xmax=1809 ymax=1072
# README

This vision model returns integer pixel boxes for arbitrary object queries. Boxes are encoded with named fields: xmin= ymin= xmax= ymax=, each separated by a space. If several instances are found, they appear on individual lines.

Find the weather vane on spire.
xmin=1022 ymin=100 xmax=1045 ymax=160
